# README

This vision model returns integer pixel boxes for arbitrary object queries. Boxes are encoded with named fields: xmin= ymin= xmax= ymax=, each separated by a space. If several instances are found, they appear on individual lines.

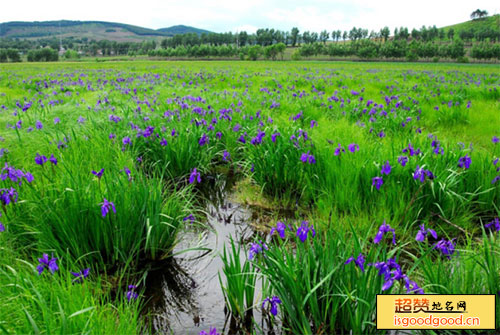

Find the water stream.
xmin=144 ymin=172 xmax=292 ymax=334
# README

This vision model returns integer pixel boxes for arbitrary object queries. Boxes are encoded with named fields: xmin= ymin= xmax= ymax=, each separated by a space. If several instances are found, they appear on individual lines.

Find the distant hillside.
xmin=157 ymin=25 xmax=211 ymax=35
xmin=0 ymin=20 xmax=211 ymax=42
xmin=440 ymin=14 xmax=500 ymax=32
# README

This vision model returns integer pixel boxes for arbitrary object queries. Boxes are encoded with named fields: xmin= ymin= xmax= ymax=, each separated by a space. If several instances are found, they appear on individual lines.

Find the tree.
xmin=471 ymin=9 xmax=488 ymax=20
xmin=319 ymin=30 xmax=329 ymax=44
xmin=380 ymin=27 xmax=390 ymax=42
xmin=447 ymin=28 xmax=455 ymax=40
xmin=290 ymin=27 xmax=300 ymax=47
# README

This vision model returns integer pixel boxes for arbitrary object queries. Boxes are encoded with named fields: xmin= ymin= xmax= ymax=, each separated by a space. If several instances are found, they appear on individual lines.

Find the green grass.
xmin=0 ymin=60 xmax=498 ymax=334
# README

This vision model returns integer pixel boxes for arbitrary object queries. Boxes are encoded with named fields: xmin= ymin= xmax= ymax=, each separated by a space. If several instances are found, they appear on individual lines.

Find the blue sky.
xmin=1 ymin=0 xmax=498 ymax=33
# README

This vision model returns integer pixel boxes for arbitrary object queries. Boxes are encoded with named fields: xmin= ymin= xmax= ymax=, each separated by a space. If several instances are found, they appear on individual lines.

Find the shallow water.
xmin=144 ymin=173 xmax=291 ymax=334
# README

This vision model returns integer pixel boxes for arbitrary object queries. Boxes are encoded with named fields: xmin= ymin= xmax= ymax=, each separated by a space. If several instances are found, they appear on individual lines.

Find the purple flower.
xmin=334 ymin=144 xmax=345 ymax=156
xmin=296 ymin=221 xmax=315 ymax=242
xmin=122 ymin=166 xmax=131 ymax=180
xmin=492 ymin=176 xmax=500 ymax=184
xmin=222 ymin=150 xmax=230 ymax=162
xmin=271 ymin=132 xmax=280 ymax=142
xmin=397 ymin=155 xmax=408 ymax=167
xmin=49 ymin=154 xmax=57 ymax=166
xmin=492 ymin=136 xmax=499 ymax=144
xmin=434 ymin=239 xmax=456 ymax=259
xmin=372 ymin=176 xmax=383 ymax=190
xmin=77 ymin=116 xmax=86 ymax=124
xmin=183 ymin=214 xmax=195 ymax=224
xmin=37 ymin=253 xmax=59 ymax=275
xmin=126 ymin=285 xmax=138 ymax=301
xmin=457 ymin=154 xmax=471 ymax=169
xmin=344 ymin=253 xmax=366 ymax=272
xmin=160 ymin=138 xmax=168 ymax=146
xmin=402 ymin=143 xmax=421 ymax=156
xmin=413 ymin=165 xmax=434 ymax=183
xmin=54 ymin=117 xmax=60 ymax=124
xmin=381 ymin=161 xmax=391 ymax=175
xmin=122 ymin=137 xmax=132 ymax=146
xmin=262 ymin=296 xmax=281 ymax=316
xmin=310 ymin=120 xmax=317 ymax=128
xmin=199 ymin=133 xmax=209 ymax=146
xmin=374 ymin=221 xmax=396 ymax=245
xmin=485 ymin=218 xmax=500 ymax=232
xmin=415 ymin=224 xmax=437 ymax=242
xmin=71 ymin=268 xmax=90 ymax=283
xmin=101 ymin=198 xmax=116 ymax=217
xmin=300 ymin=151 xmax=316 ymax=164
xmin=270 ymin=221 xmax=288 ymax=239
xmin=248 ymin=240 xmax=267 ymax=260
xmin=0 ymin=187 xmax=18 ymax=205
xmin=189 ymin=168 xmax=201 ymax=184
xmin=35 ymin=153 xmax=47 ymax=165
xmin=91 ymin=168 xmax=104 ymax=179
xmin=348 ymin=143 xmax=359 ymax=153
xmin=0 ymin=222 xmax=4 ymax=232
xmin=35 ymin=120 xmax=43 ymax=130
xmin=199 ymin=327 xmax=219 ymax=335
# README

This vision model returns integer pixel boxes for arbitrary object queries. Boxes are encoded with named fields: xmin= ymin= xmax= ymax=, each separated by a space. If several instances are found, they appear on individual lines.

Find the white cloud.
xmin=0 ymin=0 xmax=498 ymax=33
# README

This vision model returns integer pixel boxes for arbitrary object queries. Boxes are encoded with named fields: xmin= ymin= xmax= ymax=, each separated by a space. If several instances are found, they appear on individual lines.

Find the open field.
xmin=0 ymin=60 xmax=499 ymax=334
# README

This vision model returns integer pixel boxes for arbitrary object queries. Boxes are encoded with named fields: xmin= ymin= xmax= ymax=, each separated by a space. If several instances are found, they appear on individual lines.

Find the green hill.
xmin=0 ymin=20 xmax=211 ymax=42
xmin=440 ymin=14 xmax=500 ymax=32
xmin=157 ymin=25 xmax=211 ymax=35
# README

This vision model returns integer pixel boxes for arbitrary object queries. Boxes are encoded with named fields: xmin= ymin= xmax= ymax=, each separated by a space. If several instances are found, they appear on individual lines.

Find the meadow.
xmin=0 ymin=60 xmax=499 ymax=334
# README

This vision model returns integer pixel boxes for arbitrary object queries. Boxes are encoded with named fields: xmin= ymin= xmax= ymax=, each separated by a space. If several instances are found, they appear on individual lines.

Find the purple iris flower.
xmin=199 ymin=327 xmax=220 ymax=335
xmin=0 ymin=187 xmax=18 ymax=205
xmin=374 ymin=221 xmax=396 ymax=245
xmin=262 ymin=296 xmax=281 ymax=316
xmin=160 ymin=138 xmax=168 ymax=146
xmin=348 ymin=143 xmax=359 ymax=153
xmin=344 ymin=253 xmax=366 ymax=272
xmin=101 ymin=198 xmax=116 ymax=217
xmin=35 ymin=120 xmax=43 ymax=130
xmin=402 ymin=143 xmax=421 ymax=156
xmin=199 ymin=133 xmax=209 ymax=146
xmin=457 ymin=154 xmax=471 ymax=169
xmin=271 ymin=132 xmax=280 ymax=142
xmin=485 ymin=218 xmax=500 ymax=232
xmin=35 ymin=153 xmax=48 ymax=165
xmin=413 ymin=166 xmax=434 ymax=183
xmin=54 ymin=117 xmax=60 ymax=124
xmin=381 ymin=161 xmax=391 ymax=175
xmin=300 ymin=151 xmax=316 ymax=164
xmin=334 ymin=144 xmax=345 ymax=156
xmin=296 ymin=221 xmax=315 ymax=242
xmin=92 ymin=168 xmax=104 ymax=179
xmin=372 ymin=177 xmax=383 ymax=190
xmin=310 ymin=120 xmax=317 ymax=128
xmin=434 ymin=239 xmax=456 ymax=259
xmin=189 ymin=168 xmax=201 ymax=184
xmin=49 ymin=154 xmax=58 ymax=166
xmin=71 ymin=268 xmax=90 ymax=283
xmin=222 ymin=150 xmax=230 ymax=162
xmin=270 ymin=221 xmax=288 ymax=239
xmin=415 ymin=224 xmax=438 ymax=242
xmin=492 ymin=136 xmax=499 ymax=144
xmin=122 ymin=137 xmax=132 ymax=146
xmin=122 ymin=166 xmax=132 ymax=180
xmin=183 ymin=214 xmax=195 ymax=224
xmin=37 ymin=253 xmax=59 ymax=275
xmin=397 ymin=155 xmax=408 ymax=167
xmin=248 ymin=240 xmax=267 ymax=260
xmin=126 ymin=285 xmax=138 ymax=301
